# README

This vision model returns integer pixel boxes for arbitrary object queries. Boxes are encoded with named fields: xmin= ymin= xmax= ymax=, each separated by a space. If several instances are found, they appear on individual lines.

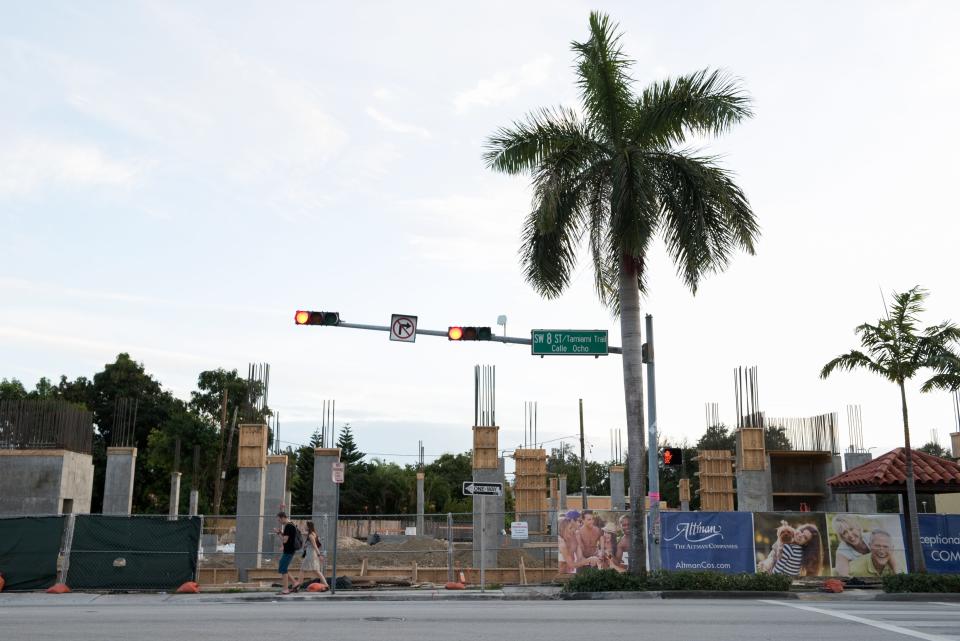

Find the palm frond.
xmin=609 ymin=147 xmax=658 ymax=264
xmin=571 ymin=12 xmax=633 ymax=145
xmin=646 ymin=150 xmax=759 ymax=293
xmin=483 ymin=106 xmax=601 ymax=175
xmin=920 ymin=372 xmax=960 ymax=393
xmin=631 ymin=68 xmax=753 ymax=148
xmin=820 ymin=350 xmax=888 ymax=380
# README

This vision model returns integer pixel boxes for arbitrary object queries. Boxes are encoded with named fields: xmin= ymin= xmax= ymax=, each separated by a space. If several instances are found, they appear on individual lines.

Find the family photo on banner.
xmin=557 ymin=509 xmax=630 ymax=573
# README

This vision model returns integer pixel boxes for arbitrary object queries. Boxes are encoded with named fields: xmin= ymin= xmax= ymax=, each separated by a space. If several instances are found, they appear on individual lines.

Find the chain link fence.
xmin=197 ymin=508 xmax=632 ymax=587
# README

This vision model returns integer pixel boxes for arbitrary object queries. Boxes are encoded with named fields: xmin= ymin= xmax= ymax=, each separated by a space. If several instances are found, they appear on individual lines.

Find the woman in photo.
xmin=294 ymin=520 xmax=328 ymax=591
xmin=797 ymin=524 xmax=824 ymax=576
xmin=831 ymin=515 xmax=870 ymax=576
xmin=598 ymin=522 xmax=626 ymax=573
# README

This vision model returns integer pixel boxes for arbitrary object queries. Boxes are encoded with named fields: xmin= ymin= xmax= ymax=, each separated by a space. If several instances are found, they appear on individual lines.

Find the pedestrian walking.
xmin=294 ymin=520 xmax=328 ymax=591
xmin=274 ymin=511 xmax=300 ymax=595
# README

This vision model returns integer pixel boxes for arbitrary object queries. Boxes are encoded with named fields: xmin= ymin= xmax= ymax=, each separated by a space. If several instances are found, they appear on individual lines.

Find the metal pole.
xmin=480 ymin=495 xmax=486 ymax=593
xmin=447 ymin=512 xmax=454 ymax=583
xmin=579 ymin=399 xmax=587 ymax=510
xmin=645 ymin=314 xmax=661 ymax=571
xmin=331 ymin=483 xmax=340 ymax=594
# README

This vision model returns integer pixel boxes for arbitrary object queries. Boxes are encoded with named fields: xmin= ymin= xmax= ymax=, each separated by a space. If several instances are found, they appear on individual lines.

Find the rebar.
xmin=474 ymin=365 xmax=496 ymax=427
xmin=0 ymin=399 xmax=93 ymax=454
xmin=766 ymin=413 xmax=840 ymax=453
xmin=111 ymin=397 xmax=138 ymax=447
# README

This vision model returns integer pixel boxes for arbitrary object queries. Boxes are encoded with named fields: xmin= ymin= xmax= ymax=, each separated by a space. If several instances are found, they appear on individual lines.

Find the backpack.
xmin=291 ymin=525 xmax=304 ymax=551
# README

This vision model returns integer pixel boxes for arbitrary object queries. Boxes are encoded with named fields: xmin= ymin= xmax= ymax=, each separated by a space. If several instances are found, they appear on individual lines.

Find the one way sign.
xmin=462 ymin=482 xmax=503 ymax=496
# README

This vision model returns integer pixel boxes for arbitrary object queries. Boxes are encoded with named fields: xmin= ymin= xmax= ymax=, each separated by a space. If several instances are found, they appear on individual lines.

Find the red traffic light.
xmin=663 ymin=450 xmax=673 ymax=465
xmin=294 ymin=310 xmax=340 ymax=326
xmin=447 ymin=326 xmax=492 ymax=341
xmin=660 ymin=447 xmax=683 ymax=467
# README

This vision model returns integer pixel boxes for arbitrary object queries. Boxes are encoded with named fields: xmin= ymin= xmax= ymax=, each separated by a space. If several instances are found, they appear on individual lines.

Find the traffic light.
xmin=294 ymin=310 xmax=340 ymax=326
xmin=447 ymin=326 xmax=492 ymax=341
xmin=661 ymin=447 xmax=683 ymax=467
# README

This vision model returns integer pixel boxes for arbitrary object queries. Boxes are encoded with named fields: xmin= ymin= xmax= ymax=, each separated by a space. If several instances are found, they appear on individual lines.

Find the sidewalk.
xmin=1 ymin=587 xmax=958 ymax=605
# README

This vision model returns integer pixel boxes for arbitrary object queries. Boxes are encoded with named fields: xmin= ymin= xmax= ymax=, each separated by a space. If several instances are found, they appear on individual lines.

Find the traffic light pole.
xmin=644 ymin=314 xmax=662 ymax=571
xmin=334 ymin=321 xmax=624 ymax=353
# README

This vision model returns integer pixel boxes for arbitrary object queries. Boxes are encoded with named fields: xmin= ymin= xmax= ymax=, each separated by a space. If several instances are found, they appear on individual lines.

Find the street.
xmin=2 ymin=598 xmax=959 ymax=641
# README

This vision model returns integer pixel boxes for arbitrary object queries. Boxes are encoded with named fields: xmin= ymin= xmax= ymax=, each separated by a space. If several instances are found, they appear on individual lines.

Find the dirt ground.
xmin=199 ymin=536 xmax=553 ymax=569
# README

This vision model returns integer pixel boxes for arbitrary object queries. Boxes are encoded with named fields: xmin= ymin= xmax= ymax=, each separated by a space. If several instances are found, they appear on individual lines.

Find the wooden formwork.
xmin=738 ymin=427 xmax=766 ymax=471
xmin=694 ymin=449 xmax=735 ymax=511
xmin=472 ymin=426 xmax=499 ymax=470
xmin=679 ymin=478 xmax=691 ymax=503
xmin=238 ymin=424 xmax=268 ymax=468
xmin=514 ymin=448 xmax=547 ymax=523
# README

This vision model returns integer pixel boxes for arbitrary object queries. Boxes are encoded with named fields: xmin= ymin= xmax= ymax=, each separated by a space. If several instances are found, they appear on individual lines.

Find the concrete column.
xmin=312 ymin=448 xmax=341 ymax=553
xmin=496 ymin=456 xmax=506 ymax=536
xmin=736 ymin=461 xmax=772 ymax=512
xmin=471 ymin=426 xmax=499 ymax=568
xmin=284 ymin=491 xmax=292 ymax=512
xmin=950 ymin=432 xmax=960 ymax=459
xmin=416 ymin=471 xmax=425 ymax=535
xmin=558 ymin=475 xmax=568 ymax=515
xmin=549 ymin=476 xmax=559 ymax=535
xmin=102 ymin=447 xmax=137 ymax=515
xmin=262 ymin=455 xmax=288 ymax=558
xmin=236 ymin=467 xmax=265 ymax=581
xmin=609 ymin=465 xmax=625 ymax=511
xmin=235 ymin=423 xmax=268 ymax=582
xmin=843 ymin=452 xmax=877 ymax=513
xmin=823 ymin=454 xmax=845 ymax=511
xmin=168 ymin=472 xmax=181 ymax=519
xmin=189 ymin=490 xmax=199 ymax=516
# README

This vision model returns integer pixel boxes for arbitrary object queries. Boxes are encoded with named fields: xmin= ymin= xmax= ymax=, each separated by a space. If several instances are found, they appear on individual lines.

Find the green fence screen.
xmin=0 ymin=516 xmax=65 ymax=590
xmin=66 ymin=515 xmax=200 ymax=590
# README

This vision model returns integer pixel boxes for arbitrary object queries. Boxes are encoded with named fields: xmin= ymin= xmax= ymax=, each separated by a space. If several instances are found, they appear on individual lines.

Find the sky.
xmin=2 ymin=1 xmax=960 ymax=474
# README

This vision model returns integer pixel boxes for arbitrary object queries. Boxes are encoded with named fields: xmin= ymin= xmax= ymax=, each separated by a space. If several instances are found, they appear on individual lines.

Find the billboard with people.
xmin=568 ymin=511 xmax=955 ymax=576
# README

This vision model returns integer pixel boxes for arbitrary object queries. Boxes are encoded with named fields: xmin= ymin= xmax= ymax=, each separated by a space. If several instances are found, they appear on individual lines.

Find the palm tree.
xmin=821 ymin=286 xmax=960 ymax=573
xmin=484 ymin=13 xmax=759 ymax=573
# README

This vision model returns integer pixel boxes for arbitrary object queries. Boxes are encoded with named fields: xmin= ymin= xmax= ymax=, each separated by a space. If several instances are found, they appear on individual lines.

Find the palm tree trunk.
xmin=619 ymin=258 xmax=647 ymax=574
xmin=899 ymin=380 xmax=927 ymax=573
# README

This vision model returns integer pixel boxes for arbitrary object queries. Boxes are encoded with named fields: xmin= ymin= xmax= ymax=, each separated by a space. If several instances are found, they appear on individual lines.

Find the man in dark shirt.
xmin=275 ymin=511 xmax=298 ymax=594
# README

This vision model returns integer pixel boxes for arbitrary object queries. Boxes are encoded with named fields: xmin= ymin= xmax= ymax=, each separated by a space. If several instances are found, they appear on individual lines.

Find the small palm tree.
xmin=484 ymin=12 xmax=759 ymax=573
xmin=821 ymin=286 xmax=960 ymax=572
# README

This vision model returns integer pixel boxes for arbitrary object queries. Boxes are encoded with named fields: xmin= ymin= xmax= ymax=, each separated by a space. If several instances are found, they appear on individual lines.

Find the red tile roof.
xmin=828 ymin=448 xmax=960 ymax=491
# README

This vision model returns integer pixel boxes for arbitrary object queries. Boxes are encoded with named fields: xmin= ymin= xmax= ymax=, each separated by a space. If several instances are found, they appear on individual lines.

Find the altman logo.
xmin=664 ymin=521 xmax=724 ymax=543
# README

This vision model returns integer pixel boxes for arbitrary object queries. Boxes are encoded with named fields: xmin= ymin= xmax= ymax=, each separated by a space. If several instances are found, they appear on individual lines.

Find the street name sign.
xmin=462 ymin=482 xmax=503 ymax=496
xmin=530 ymin=329 xmax=608 ymax=356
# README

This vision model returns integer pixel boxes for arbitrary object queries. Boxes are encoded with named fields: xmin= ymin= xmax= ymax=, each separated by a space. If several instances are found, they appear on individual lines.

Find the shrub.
xmin=883 ymin=574 xmax=960 ymax=593
xmin=563 ymin=569 xmax=791 ymax=593
xmin=563 ymin=569 xmax=646 ymax=592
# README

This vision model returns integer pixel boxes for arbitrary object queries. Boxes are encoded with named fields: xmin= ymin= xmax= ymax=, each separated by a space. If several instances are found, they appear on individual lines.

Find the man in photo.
xmin=848 ymin=529 xmax=898 ymax=577
xmin=576 ymin=510 xmax=602 ymax=562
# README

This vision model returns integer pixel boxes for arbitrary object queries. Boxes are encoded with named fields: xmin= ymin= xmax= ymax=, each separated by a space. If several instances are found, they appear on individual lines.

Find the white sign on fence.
xmin=332 ymin=462 xmax=345 ymax=484
xmin=510 ymin=521 xmax=529 ymax=540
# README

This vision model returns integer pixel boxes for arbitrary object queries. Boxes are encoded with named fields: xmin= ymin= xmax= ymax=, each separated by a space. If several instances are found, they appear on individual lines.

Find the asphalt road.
xmin=3 ymin=598 xmax=960 ymax=641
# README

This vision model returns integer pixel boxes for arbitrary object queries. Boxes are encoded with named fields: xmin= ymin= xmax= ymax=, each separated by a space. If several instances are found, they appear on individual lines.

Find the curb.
xmin=660 ymin=590 xmax=797 ymax=599
xmin=558 ymin=591 xmax=661 ymax=600
xmin=875 ymin=593 xmax=960 ymax=602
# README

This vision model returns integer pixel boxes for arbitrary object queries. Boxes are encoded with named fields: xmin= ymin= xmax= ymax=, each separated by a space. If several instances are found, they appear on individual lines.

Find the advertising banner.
xmin=557 ymin=509 xmax=630 ymax=574
xmin=825 ymin=513 xmax=907 ymax=577
xmin=660 ymin=512 xmax=755 ymax=573
xmin=918 ymin=514 xmax=960 ymax=574
xmin=754 ymin=512 xmax=830 ymax=577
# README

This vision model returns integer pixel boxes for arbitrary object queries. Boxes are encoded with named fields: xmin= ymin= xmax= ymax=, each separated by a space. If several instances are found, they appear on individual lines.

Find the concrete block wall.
xmin=0 ymin=450 xmax=93 ymax=516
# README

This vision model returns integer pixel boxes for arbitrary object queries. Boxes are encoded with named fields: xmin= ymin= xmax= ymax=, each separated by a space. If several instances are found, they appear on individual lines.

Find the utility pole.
xmin=579 ymin=399 xmax=587 ymax=510
xmin=644 ymin=314 xmax=662 ymax=571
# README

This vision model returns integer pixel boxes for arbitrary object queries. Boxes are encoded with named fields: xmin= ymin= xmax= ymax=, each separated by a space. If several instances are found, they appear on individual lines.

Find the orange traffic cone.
xmin=46 ymin=583 xmax=71 ymax=594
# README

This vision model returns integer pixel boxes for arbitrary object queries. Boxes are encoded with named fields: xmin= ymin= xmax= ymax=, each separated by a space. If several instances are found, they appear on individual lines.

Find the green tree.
xmin=0 ymin=378 xmax=27 ymax=400
xmin=821 ymin=286 xmax=960 ymax=573
xmin=336 ymin=424 xmax=365 ymax=467
xmin=696 ymin=424 xmax=735 ymax=451
xmin=290 ymin=428 xmax=323 ymax=516
xmin=764 ymin=425 xmax=792 ymax=451
xmin=485 ymin=13 xmax=758 ymax=573
xmin=918 ymin=441 xmax=949 ymax=458
xmin=423 ymin=452 xmax=473 ymax=513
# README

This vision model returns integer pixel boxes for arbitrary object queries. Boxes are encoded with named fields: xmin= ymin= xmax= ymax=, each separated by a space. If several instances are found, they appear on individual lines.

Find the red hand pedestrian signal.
xmin=663 ymin=450 xmax=673 ymax=465
xmin=660 ymin=447 xmax=682 ymax=467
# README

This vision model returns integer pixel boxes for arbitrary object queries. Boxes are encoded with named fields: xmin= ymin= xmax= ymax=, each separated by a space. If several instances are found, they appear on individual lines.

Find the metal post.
xmin=645 ymin=314 xmax=662 ymax=571
xmin=480 ymin=495 xmax=486 ymax=593
xmin=447 ymin=512 xmax=454 ymax=583
xmin=331 ymin=483 xmax=340 ymax=594
xmin=579 ymin=399 xmax=587 ymax=510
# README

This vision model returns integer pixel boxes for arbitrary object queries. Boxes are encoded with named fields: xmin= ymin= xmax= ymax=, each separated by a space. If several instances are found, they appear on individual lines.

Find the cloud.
xmin=453 ymin=55 xmax=553 ymax=113
xmin=365 ymin=107 xmax=432 ymax=138
xmin=0 ymin=138 xmax=137 ymax=197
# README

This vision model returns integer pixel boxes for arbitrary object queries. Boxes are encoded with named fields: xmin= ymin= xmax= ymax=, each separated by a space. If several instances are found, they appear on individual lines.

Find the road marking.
xmin=932 ymin=602 xmax=960 ymax=608
xmin=760 ymin=600 xmax=957 ymax=641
